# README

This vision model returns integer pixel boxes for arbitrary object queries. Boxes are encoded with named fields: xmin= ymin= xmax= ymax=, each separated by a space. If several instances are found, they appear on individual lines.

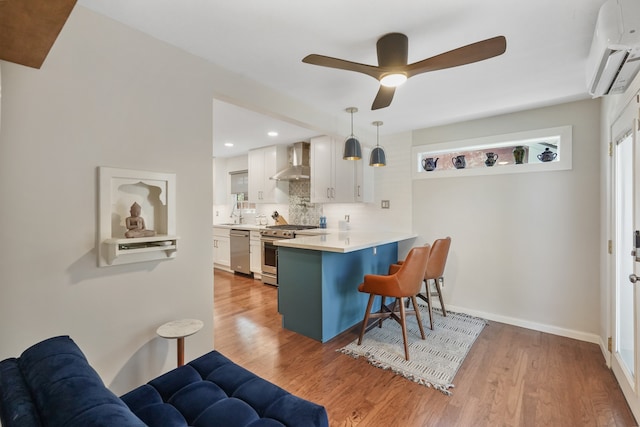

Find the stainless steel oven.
xmin=260 ymin=235 xmax=280 ymax=285
xmin=260 ymin=225 xmax=317 ymax=286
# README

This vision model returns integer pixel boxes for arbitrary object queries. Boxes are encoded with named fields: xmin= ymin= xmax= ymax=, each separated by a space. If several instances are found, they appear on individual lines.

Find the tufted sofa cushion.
xmin=0 ymin=336 xmax=145 ymax=427
xmin=0 ymin=335 xmax=328 ymax=427
xmin=120 ymin=350 xmax=328 ymax=426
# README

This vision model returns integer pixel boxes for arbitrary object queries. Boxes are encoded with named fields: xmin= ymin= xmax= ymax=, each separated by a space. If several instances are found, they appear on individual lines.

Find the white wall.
xmin=0 ymin=7 xmax=217 ymax=394
xmin=0 ymin=6 xmax=347 ymax=396
xmin=411 ymin=99 xmax=601 ymax=342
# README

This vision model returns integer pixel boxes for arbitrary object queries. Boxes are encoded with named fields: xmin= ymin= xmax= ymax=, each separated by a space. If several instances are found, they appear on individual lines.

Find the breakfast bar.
xmin=276 ymin=231 xmax=416 ymax=342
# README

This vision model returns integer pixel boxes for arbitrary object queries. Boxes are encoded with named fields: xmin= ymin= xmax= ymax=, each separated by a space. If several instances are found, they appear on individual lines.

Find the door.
xmin=612 ymin=95 xmax=640 ymax=420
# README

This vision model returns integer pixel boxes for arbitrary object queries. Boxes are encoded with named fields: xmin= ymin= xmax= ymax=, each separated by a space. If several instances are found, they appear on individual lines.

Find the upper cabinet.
xmin=355 ymin=146 xmax=374 ymax=203
xmin=311 ymin=136 xmax=371 ymax=203
xmin=248 ymin=145 xmax=289 ymax=203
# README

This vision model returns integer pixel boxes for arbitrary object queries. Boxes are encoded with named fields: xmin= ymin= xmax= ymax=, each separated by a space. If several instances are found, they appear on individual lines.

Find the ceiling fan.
xmin=302 ymin=33 xmax=507 ymax=110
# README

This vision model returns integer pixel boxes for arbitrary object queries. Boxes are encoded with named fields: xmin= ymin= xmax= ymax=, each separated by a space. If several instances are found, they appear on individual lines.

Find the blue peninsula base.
xmin=277 ymin=242 xmax=398 ymax=342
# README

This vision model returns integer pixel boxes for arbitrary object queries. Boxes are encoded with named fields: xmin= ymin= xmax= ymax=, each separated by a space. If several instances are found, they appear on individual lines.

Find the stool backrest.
xmin=425 ymin=237 xmax=451 ymax=280
xmin=396 ymin=245 xmax=431 ymax=295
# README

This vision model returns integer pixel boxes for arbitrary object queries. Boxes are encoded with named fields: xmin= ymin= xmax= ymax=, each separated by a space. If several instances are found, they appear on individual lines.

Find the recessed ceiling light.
xmin=224 ymin=142 xmax=234 ymax=147
xmin=268 ymin=131 xmax=278 ymax=137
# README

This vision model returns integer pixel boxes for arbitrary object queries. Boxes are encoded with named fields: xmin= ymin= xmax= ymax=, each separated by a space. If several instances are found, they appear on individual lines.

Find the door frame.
xmin=609 ymin=92 xmax=640 ymax=421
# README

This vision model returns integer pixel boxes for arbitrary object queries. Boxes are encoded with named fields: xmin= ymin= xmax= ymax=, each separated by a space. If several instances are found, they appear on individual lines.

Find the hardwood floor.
xmin=213 ymin=270 xmax=637 ymax=426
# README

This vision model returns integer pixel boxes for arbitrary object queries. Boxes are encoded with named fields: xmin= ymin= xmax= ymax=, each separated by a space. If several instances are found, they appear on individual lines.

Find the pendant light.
xmin=369 ymin=121 xmax=386 ymax=167
xmin=343 ymin=107 xmax=362 ymax=160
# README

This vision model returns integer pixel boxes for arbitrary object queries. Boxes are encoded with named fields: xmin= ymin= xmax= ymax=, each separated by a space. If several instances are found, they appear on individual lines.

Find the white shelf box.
xmin=98 ymin=167 xmax=177 ymax=267
xmin=103 ymin=235 xmax=179 ymax=266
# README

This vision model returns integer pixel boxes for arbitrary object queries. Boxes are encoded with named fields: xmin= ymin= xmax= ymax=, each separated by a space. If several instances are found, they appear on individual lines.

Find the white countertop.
xmin=274 ymin=231 xmax=417 ymax=253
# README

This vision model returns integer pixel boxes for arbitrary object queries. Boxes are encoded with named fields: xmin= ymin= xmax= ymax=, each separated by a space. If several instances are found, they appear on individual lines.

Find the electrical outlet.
xmin=381 ymin=200 xmax=390 ymax=209
xmin=344 ymin=214 xmax=350 ymax=222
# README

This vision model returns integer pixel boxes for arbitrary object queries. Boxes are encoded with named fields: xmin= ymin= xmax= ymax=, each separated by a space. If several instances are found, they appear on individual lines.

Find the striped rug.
xmin=338 ymin=306 xmax=487 ymax=395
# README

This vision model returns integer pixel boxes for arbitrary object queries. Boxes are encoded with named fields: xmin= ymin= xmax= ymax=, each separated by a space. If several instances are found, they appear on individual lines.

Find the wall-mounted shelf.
xmin=103 ymin=235 xmax=179 ymax=266
xmin=98 ymin=167 xmax=177 ymax=267
xmin=411 ymin=126 xmax=572 ymax=180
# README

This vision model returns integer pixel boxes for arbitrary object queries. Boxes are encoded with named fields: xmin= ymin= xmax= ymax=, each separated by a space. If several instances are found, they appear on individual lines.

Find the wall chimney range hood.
xmin=270 ymin=142 xmax=310 ymax=181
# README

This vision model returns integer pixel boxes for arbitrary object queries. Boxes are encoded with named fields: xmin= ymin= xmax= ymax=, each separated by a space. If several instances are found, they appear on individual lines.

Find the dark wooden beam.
xmin=0 ymin=0 xmax=77 ymax=69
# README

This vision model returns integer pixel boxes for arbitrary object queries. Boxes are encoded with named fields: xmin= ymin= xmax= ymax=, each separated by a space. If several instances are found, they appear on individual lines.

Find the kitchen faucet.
xmin=230 ymin=211 xmax=243 ymax=224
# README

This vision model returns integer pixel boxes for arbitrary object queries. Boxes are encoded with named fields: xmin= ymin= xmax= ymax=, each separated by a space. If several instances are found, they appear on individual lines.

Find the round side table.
xmin=156 ymin=318 xmax=204 ymax=367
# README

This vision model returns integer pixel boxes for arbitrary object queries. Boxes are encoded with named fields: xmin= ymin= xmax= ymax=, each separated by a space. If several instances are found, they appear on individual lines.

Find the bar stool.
xmin=390 ymin=237 xmax=452 ymax=330
xmin=357 ymin=245 xmax=430 ymax=361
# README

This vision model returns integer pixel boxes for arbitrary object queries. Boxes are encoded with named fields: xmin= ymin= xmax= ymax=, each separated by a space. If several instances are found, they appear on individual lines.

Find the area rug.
xmin=338 ymin=306 xmax=487 ymax=395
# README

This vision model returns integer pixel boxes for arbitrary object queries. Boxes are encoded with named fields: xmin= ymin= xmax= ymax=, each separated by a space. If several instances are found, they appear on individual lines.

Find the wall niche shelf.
xmin=411 ymin=126 xmax=572 ymax=180
xmin=98 ymin=167 xmax=178 ymax=267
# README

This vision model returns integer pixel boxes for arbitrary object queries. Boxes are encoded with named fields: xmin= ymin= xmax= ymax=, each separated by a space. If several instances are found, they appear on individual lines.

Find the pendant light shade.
xmin=343 ymin=107 xmax=362 ymax=160
xmin=369 ymin=121 xmax=386 ymax=167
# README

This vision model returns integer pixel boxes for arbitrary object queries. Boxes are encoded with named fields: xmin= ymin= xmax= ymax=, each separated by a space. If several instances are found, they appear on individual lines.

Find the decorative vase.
xmin=452 ymin=155 xmax=466 ymax=169
xmin=513 ymin=146 xmax=526 ymax=164
xmin=422 ymin=157 xmax=439 ymax=171
xmin=537 ymin=147 xmax=557 ymax=162
xmin=484 ymin=152 xmax=498 ymax=167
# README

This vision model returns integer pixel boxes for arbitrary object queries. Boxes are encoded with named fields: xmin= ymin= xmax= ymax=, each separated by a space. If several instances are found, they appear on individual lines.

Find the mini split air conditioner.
xmin=586 ymin=0 xmax=640 ymax=97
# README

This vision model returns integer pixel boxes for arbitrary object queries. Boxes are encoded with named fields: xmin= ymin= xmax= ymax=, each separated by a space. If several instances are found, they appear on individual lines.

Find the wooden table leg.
xmin=177 ymin=337 xmax=185 ymax=367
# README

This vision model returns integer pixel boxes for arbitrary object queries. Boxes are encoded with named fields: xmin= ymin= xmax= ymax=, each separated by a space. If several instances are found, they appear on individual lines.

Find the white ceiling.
xmin=78 ymin=0 xmax=604 ymax=158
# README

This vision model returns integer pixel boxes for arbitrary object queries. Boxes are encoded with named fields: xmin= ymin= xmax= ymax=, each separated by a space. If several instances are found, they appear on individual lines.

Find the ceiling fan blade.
xmin=302 ymin=54 xmax=383 ymax=80
xmin=372 ymin=85 xmax=396 ymax=110
xmin=405 ymin=36 xmax=506 ymax=77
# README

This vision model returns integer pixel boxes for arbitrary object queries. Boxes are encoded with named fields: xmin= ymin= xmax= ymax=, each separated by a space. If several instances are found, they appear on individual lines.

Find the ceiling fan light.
xmin=380 ymin=73 xmax=407 ymax=87
xmin=343 ymin=136 xmax=362 ymax=160
xmin=369 ymin=146 xmax=386 ymax=167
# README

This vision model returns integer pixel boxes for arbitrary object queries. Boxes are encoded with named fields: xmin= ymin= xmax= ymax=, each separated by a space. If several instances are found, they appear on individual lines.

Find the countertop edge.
xmin=275 ymin=232 xmax=418 ymax=253
xmin=213 ymin=224 xmax=266 ymax=231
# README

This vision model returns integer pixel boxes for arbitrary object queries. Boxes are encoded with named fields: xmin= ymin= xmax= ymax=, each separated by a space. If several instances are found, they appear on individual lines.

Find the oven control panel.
xmin=260 ymin=229 xmax=294 ymax=238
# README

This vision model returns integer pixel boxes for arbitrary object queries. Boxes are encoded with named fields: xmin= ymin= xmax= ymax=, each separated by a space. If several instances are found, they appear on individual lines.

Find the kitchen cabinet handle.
xmin=357 ymin=185 xmax=361 ymax=197
xmin=327 ymin=188 xmax=330 ymax=199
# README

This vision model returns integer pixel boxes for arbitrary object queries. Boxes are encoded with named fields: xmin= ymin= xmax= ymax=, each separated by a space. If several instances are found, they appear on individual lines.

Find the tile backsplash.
xmin=288 ymin=180 xmax=321 ymax=226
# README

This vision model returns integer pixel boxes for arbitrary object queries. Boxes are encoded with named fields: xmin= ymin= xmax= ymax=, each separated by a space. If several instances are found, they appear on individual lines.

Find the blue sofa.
xmin=0 ymin=336 xmax=329 ymax=427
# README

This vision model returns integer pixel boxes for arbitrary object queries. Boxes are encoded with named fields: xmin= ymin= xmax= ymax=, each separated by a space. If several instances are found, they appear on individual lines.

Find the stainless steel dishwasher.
xmin=230 ymin=229 xmax=251 ymax=275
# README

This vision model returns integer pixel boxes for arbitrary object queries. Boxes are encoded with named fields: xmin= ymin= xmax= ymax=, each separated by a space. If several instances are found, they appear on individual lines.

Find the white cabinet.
xmin=312 ymin=137 xmax=374 ymax=204
xmin=213 ymin=227 xmax=231 ymax=270
xmin=355 ymin=146 xmax=374 ymax=203
xmin=248 ymin=145 xmax=289 ymax=203
xmin=310 ymin=135 xmax=356 ymax=203
xmin=249 ymin=230 xmax=262 ymax=276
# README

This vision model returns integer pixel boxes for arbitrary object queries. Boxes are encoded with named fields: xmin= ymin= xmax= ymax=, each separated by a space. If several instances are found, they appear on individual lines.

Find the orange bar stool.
xmin=357 ymin=245 xmax=430 ymax=361
xmin=390 ymin=237 xmax=452 ymax=330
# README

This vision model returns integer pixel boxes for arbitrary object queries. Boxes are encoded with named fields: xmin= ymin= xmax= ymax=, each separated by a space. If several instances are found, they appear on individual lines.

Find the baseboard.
xmin=213 ymin=265 xmax=233 ymax=274
xmin=444 ymin=304 xmax=601 ymax=345
xmin=599 ymin=336 xmax=612 ymax=367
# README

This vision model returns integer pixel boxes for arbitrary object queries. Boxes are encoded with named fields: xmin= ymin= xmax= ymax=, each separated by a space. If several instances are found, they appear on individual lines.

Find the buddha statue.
xmin=124 ymin=202 xmax=156 ymax=238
